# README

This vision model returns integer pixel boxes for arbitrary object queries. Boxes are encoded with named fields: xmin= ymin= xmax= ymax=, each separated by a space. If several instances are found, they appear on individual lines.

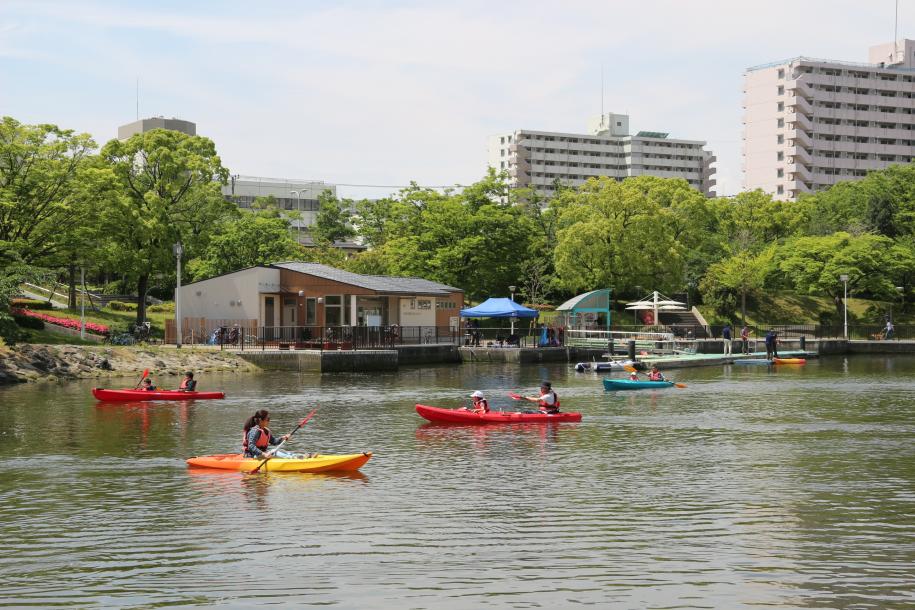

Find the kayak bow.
xmin=602 ymin=378 xmax=675 ymax=391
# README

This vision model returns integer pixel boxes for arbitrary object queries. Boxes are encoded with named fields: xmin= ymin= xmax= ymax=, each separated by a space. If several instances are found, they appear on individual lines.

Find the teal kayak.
xmin=603 ymin=378 xmax=674 ymax=391
xmin=731 ymin=359 xmax=772 ymax=365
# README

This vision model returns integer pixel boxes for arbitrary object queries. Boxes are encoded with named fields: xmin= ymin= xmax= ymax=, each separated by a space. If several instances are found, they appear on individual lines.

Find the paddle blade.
xmin=141 ymin=369 xmax=149 ymax=379
xmin=623 ymin=365 xmax=637 ymax=373
xmin=674 ymin=383 xmax=687 ymax=388
xmin=508 ymin=392 xmax=522 ymax=400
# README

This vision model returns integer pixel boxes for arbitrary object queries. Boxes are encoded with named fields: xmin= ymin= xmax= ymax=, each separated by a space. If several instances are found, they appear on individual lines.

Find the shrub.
xmin=13 ymin=314 xmax=45 ymax=330
xmin=148 ymin=302 xmax=175 ymax=313
xmin=11 ymin=308 xmax=109 ymax=335
xmin=10 ymin=298 xmax=56 ymax=310
xmin=108 ymin=300 xmax=138 ymax=311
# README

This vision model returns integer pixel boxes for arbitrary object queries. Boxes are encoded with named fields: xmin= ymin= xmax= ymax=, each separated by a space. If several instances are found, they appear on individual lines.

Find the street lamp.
xmin=508 ymin=285 xmax=517 ymax=336
xmin=174 ymin=242 xmax=183 ymax=348
xmin=290 ymin=190 xmax=303 ymax=240
xmin=840 ymin=274 xmax=848 ymax=339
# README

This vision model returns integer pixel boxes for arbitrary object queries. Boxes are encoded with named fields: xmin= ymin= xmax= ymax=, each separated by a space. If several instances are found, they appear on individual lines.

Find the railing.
xmin=171 ymin=325 xmax=463 ymax=351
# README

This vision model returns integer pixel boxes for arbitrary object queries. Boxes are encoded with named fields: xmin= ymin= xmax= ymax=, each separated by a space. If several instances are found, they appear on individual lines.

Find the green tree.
xmin=100 ymin=129 xmax=232 ymax=325
xmin=776 ymin=232 xmax=915 ymax=314
xmin=0 ymin=117 xmax=96 ymax=264
xmin=188 ymin=211 xmax=303 ymax=280
xmin=552 ymin=176 xmax=688 ymax=297
xmin=311 ymin=190 xmax=356 ymax=246
xmin=699 ymin=249 xmax=774 ymax=323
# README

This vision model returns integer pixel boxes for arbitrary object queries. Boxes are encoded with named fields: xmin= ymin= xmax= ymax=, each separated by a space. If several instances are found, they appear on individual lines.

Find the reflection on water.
xmin=1 ymin=357 xmax=914 ymax=608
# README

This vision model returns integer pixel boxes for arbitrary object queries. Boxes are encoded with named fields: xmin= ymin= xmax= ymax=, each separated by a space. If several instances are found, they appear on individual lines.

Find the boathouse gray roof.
xmin=271 ymin=262 xmax=462 ymax=295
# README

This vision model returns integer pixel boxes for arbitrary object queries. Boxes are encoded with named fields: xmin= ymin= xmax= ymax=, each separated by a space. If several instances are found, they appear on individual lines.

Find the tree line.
xmin=2 ymin=115 xmax=914 ymax=339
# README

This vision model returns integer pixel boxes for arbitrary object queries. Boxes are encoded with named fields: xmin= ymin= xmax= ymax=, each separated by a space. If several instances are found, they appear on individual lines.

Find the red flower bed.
xmin=12 ymin=308 xmax=110 ymax=336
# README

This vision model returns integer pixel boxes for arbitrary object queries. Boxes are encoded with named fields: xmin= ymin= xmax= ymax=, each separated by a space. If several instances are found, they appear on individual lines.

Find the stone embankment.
xmin=0 ymin=344 xmax=259 ymax=384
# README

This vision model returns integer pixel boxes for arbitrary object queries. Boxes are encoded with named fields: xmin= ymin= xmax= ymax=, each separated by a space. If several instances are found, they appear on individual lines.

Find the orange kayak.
xmin=186 ymin=452 xmax=372 ymax=473
xmin=773 ymin=358 xmax=806 ymax=364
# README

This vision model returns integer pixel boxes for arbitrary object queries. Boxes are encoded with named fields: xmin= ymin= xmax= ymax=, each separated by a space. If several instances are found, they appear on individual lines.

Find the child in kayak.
xmin=467 ymin=390 xmax=490 ymax=414
xmin=523 ymin=381 xmax=560 ymax=414
xmin=140 ymin=378 xmax=157 ymax=391
xmin=178 ymin=371 xmax=197 ymax=392
xmin=629 ymin=370 xmax=639 ymax=381
xmin=243 ymin=410 xmax=292 ymax=458
xmin=647 ymin=366 xmax=666 ymax=382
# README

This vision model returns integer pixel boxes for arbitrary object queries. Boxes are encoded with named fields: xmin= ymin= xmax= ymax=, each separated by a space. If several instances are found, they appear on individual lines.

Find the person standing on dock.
xmin=722 ymin=324 xmax=732 ymax=356
xmin=741 ymin=325 xmax=750 ymax=354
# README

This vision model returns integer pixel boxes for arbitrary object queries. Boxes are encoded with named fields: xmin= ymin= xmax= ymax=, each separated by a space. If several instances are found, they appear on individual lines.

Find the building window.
xmin=305 ymin=298 xmax=317 ymax=325
xmin=777 ymin=118 xmax=784 ymax=128
xmin=324 ymin=295 xmax=343 ymax=326
xmin=777 ymin=168 xmax=784 ymax=178
xmin=777 ymin=185 xmax=784 ymax=195
xmin=777 ymin=135 xmax=784 ymax=144
xmin=778 ymin=68 xmax=785 ymax=79
xmin=778 ymin=85 xmax=784 ymax=95
xmin=777 ymin=102 xmax=784 ymax=112
xmin=777 ymin=151 xmax=784 ymax=161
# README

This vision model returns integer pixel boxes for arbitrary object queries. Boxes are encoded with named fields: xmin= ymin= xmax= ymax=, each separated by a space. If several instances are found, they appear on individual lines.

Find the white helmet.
xmin=470 ymin=390 xmax=485 ymax=399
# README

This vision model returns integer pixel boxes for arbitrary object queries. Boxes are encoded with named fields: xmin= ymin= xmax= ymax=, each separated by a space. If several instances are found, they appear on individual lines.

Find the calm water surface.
xmin=1 ymin=356 xmax=914 ymax=609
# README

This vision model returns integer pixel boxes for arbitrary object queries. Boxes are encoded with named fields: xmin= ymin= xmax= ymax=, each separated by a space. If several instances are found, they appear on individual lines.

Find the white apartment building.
xmin=744 ymin=39 xmax=915 ymax=200
xmin=488 ymin=113 xmax=716 ymax=197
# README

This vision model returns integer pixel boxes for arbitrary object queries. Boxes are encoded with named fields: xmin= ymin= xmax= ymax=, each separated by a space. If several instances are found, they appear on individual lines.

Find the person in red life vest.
xmin=140 ymin=378 xmax=157 ymax=391
xmin=647 ymin=365 xmax=666 ymax=382
xmin=242 ymin=410 xmax=290 ymax=458
xmin=178 ymin=371 xmax=196 ymax=392
xmin=523 ymin=381 xmax=560 ymax=414
xmin=468 ymin=390 xmax=490 ymax=414
xmin=629 ymin=370 xmax=639 ymax=381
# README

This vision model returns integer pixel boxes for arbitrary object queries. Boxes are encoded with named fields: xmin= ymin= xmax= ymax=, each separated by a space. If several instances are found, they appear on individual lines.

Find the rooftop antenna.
xmin=135 ymin=77 xmax=139 ymax=120
xmin=600 ymin=62 xmax=604 ymax=118
xmin=895 ymin=0 xmax=900 ymax=56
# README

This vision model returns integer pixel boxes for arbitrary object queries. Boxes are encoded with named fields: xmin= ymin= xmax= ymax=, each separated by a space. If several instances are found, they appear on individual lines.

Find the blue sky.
xmin=1 ymin=0 xmax=913 ymax=198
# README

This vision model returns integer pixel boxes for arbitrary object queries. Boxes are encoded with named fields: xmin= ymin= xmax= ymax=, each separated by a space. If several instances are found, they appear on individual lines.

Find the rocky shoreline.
xmin=0 ymin=344 xmax=260 ymax=384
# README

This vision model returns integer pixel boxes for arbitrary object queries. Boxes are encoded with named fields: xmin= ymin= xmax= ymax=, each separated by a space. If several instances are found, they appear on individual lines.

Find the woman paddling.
xmin=243 ymin=410 xmax=293 ymax=458
xmin=522 ymin=381 xmax=560 ymax=414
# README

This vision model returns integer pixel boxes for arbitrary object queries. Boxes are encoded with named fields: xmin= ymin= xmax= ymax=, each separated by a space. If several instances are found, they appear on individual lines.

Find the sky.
xmin=1 ymin=0 xmax=914 ymax=199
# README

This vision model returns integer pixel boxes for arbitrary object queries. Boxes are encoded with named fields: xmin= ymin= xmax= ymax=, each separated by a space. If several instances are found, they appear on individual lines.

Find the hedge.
xmin=107 ymin=300 xmax=138 ymax=311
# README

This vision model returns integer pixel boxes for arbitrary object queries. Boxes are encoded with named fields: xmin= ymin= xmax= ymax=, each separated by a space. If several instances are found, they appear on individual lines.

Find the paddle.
xmin=508 ymin=392 xmax=523 ymax=400
xmin=249 ymin=408 xmax=318 ymax=474
xmin=623 ymin=364 xmax=687 ymax=388
xmin=133 ymin=368 xmax=150 ymax=389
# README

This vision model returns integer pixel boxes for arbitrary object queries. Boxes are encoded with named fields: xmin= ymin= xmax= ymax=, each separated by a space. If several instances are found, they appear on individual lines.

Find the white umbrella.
xmin=625 ymin=304 xmax=655 ymax=310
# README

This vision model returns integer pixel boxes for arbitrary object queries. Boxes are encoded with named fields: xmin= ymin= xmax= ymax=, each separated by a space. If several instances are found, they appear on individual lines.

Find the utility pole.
xmin=174 ymin=242 xmax=183 ymax=348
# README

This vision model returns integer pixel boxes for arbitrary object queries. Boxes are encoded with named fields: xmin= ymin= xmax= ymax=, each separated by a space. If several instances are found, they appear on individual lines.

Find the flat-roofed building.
xmin=117 ymin=116 xmax=196 ymax=139
xmin=744 ymin=39 xmax=915 ymax=200
xmin=488 ymin=113 xmax=716 ymax=198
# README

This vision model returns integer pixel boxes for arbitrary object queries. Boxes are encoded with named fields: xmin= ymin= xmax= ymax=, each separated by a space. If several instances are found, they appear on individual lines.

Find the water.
xmin=1 ymin=357 xmax=914 ymax=608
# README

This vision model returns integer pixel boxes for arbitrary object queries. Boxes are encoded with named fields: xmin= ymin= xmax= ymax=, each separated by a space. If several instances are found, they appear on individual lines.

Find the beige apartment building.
xmin=488 ymin=113 xmax=716 ymax=198
xmin=744 ymin=39 xmax=915 ymax=200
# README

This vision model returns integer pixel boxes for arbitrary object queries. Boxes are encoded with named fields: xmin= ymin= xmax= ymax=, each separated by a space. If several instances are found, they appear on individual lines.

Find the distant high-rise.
xmin=117 ymin=116 xmax=196 ymax=140
xmin=488 ymin=113 xmax=716 ymax=198
xmin=743 ymin=40 xmax=915 ymax=200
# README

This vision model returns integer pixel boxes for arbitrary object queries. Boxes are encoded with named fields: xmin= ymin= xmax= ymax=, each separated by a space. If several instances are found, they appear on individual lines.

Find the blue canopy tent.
xmin=460 ymin=298 xmax=539 ymax=345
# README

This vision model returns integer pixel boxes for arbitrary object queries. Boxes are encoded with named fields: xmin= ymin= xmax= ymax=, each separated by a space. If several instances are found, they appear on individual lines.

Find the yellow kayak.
xmin=186 ymin=452 xmax=372 ymax=473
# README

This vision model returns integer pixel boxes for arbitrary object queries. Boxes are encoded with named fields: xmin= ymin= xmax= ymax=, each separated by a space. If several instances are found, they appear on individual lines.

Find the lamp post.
xmin=509 ymin=285 xmax=517 ymax=336
xmin=80 ymin=266 xmax=85 ymax=340
xmin=840 ymin=274 xmax=848 ymax=339
xmin=174 ymin=241 xmax=183 ymax=348
xmin=289 ymin=190 xmax=302 ymax=240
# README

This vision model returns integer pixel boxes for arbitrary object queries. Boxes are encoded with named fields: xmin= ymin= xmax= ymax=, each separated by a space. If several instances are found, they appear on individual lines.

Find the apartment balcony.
xmin=804 ymin=72 xmax=914 ymax=93
xmin=786 ymin=78 xmax=813 ymax=99
xmin=787 ymin=128 xmax=814 ymax=148
xmin=787 ymin=111 xmax=814 ymax=131
xmin=789 ymin=94 xmax=814 ymax=115
xmin=791 ymin=162 xmax=812 ymax=181
xmin=787 ymin=145 xmax=813 ymax=165
xmin=787 ymin=179 xmax=812 ymax=195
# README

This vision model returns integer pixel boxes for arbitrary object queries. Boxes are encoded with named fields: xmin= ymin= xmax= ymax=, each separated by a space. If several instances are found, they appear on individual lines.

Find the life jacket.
xmin=179 ymin=378 xmax=196 ymax=391
xmin=242 ymin=426 xmax=271 ymax=452
xmin=648 ymin=371 xmax=664 ymax=381
xmin=539 ymin=391 xmax=560 ymax=411
xmin=472 ymin=398 xmax=490 ymax=414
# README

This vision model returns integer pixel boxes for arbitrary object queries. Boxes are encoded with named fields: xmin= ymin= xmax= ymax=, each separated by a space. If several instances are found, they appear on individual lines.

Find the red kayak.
xmin=416 ymin=404 xmax=581 ymax=424
xmin=92 ymin=388 xmax=226 ymax=401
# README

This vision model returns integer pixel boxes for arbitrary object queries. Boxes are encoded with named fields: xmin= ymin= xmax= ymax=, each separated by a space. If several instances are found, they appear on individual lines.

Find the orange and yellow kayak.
xmin=773 ymin=358 xmax=806 ymax=364
xmin=186 ymin=452 xmax=372 ymax=473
